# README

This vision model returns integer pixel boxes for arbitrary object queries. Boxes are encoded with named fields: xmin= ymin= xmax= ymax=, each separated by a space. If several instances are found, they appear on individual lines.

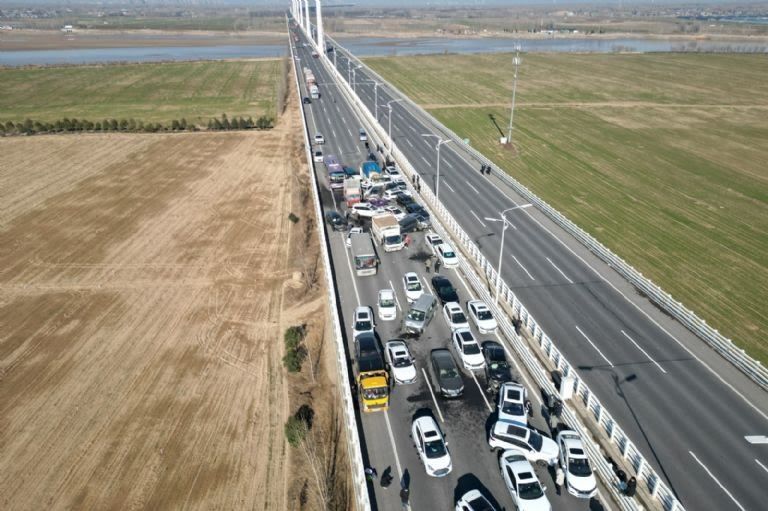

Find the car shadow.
xmin=453 ymin=473 xmax=504 ymax=511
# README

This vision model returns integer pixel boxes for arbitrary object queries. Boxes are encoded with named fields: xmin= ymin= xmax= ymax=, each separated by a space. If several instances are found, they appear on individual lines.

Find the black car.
xmin=482 ymin=340 xmax=513 ymax=392
xmin=324 ymin=211 xmax=348 ymax=231
xmin=396 ymin=193 xmax=416 ymax=207
xmin=303 ymin=97 xmax=311 ymax=104
xmin=405 ymin=202 xmax=425 ymax=215
xmin=430 ymin=349 xmax=464 ymax=398
xmin=398 ymin=213 xmax=422 ymax=234
xmin=431 ymin=275 xmax=458 ymax=304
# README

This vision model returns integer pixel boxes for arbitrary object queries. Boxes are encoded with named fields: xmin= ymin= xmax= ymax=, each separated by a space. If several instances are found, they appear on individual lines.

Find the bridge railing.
xmin=325 ymin=34 xmax=768 ymax=394
xmin=289 ymin=21 xmax=371 ymax=511
xmin=314 ymin=33 xmax=684 ymax=511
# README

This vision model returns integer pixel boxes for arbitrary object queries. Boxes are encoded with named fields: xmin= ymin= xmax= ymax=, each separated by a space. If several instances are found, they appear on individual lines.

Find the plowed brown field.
xmin=0 ymin=114 xmax=307 ymax=509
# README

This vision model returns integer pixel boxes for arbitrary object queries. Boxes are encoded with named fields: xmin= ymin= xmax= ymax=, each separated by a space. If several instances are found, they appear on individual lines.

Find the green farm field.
xmin=366 ymin=53 xmax=768 ymax=363
xmin=0 ymin=59 xmax=281 ymax=125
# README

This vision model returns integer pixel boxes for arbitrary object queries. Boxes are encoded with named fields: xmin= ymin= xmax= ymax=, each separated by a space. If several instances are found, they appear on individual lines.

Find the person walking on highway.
xmin=365 ymin=466 xmax=377 ymax=483
xmin=399 ymin=487 xmax=410 ymax=509
xmin=434 ymin=258 xmax=441 ymax=273
xmin=425 ymin=257 xmax=431 ymax=273
xmin=404 ymin=234 xmax=412 ymax=249
xmin=555 ymin=466 xmax=565 ymax=496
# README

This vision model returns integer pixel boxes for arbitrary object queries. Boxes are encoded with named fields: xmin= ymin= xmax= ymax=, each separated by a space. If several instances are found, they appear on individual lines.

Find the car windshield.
xmin=490 ymin=360 xmax=509 ymax=371
xmin=355 ymin=320 xmax=371 ymax=331
xmin=362 ymin=387 xmax=387 ymax=399
xmin=528 ymin=430 xmax=543 ymax=451
xmin=464 ymin=342 xmax=481 ymax=355
xmin=407 ymin=280 xmax=421 ymax=291
xmin=451 ymin=312 xmax=467 ymax=324
xmin=393 ymin=354 xmax=412 ymax=368
xmin=478 ymin=310 xmax=493 ymax=320
xmin=424 ymin=438 xmax=447 ymax=459
xmin=407 ymin=309 xmax=425 ymax=321
xmin=439 ymin=285 xmax=455 ymax=296
xmin=439 ymin=366 xmax=458 ymax=379
xmin=380 ymin=297 xmax=395 ymax=307
xmin=518 ymin=481 xmax=544 ymax=500
xmin=502 ymin=401 xmax=524 ymax=416
xmin=568 ymin=458 xmax=593 ymax=477
xmin=443 ymin=250 xmax=456 ymax=258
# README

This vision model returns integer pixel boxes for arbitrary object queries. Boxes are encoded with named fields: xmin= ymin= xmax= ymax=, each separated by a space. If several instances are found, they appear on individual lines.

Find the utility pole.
xmin=506 ymin=46 xmax=522 ymax=145
xmin=316 ymin=0 xmax=324 ymax=55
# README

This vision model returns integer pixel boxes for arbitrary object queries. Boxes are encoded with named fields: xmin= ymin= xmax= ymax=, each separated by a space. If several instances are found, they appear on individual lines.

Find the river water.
xmin=1 ymin=35 xmax=765 ymax=66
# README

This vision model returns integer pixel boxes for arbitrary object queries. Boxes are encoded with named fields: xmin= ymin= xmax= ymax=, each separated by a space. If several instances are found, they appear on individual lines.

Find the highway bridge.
xmin=288 ymin=7 xmax=768 ymax=511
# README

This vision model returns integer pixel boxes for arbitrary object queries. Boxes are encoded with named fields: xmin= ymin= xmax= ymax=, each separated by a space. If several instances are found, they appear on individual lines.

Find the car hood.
xmin=567 ymin=471 xmax=597 ymax=493
xmin=539 ymin=436 xmax=559 ymax=460
xmin=520 ymin=495 xmax=551 ymax=511
xmin=464 ymin=352 xmax=485 ymax=366
xmin=440 ymin=374 xmax=463 ymax=391
xmin=488 ymin=365 xmax=512 ymax=382
xmin=393 ymin=365 xmax=417 ymax=382
xmin=428 ymin=452 xmax=452 ymax=471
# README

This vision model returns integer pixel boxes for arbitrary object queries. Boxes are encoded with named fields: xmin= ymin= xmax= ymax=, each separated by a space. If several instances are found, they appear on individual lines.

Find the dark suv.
xmin=324 ymin=211 xmax=348 ymax=231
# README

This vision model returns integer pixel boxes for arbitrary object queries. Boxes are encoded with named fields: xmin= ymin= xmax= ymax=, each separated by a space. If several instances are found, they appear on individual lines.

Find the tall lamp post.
xmin=506 ymin=46 xmax=522 ymax=145
xmin=352 ymin=65 xmax=362 ymax=91
xmin=484 ymin=204 xmax=533 ymax=306
xmin=421 ymin=134 xmax=451 ymax=202
xmin=360 ymin=81 xmax=381 ymax=119
xmin=386 ymin=99 xmax=403 ymax=152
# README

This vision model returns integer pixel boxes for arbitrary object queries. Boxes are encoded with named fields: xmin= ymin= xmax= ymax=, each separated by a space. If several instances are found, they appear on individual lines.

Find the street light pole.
xmin=484 ymin=204 xmax=533 ymax=306
xmin=421 ymin=134 xmax=451 ymax=201
xmin=506 ymin=47 xmax=522 ymax=145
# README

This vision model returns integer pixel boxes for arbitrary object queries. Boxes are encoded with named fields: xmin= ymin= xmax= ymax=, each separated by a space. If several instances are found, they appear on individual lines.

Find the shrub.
xmin=284 ymin=415 xmax=308 ymax=447
xmin=283 ymin=346 xmax=307 ymax=373
xmin=288 ymin=212 xmax=300 ymax=224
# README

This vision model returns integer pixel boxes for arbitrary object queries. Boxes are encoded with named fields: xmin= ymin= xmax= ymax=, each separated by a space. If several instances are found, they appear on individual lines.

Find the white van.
xmin=359 ymin=129 xmax=368 ymax=142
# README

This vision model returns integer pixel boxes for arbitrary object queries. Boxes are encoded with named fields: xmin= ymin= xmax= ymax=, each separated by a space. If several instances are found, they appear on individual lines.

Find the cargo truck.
xmin=350 ymin=233 xmax=378 ymax=276
xmin=343 ymin=177 xmax=362 ymax=207
xmin=371 ymin=213 xmax=404 ymax=252
xmin=303 ymin=67 xmax=320 ymax=99
xmin=360 ymin=161 xmax=382 ymax=183
xmin=355 ymin=332 xmax=390 ymax=412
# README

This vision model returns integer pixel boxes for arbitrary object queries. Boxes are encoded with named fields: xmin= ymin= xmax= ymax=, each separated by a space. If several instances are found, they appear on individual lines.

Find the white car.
xmin=451 ymin=328 xmax=485 ymax=370
xmin=498 ymin=382 xmax=528 ymax=426
xmin=352 ymin=306 xmax=375 ymax=339
xmin=411 ymin=415 xmax=452 ymax=477
xmin=467 ymin=300 xmax=497 ymax=334
xmin=314 ymin=150 xmax=323 ymax=162
xmin=359 ymin=129 xmax=367 ymax=142
xmin=489 ymin=421 xmax=559 ymax=466
xmin=314 ymin=133 xmax=325 ymax=144
xmin=383 ymin=189 xmax=408 ymax=202
xmin=385 ymin=165 xmax=404 ymax=182
xmin=425 ymin=232 xmax=443 ymax=252
xmin=377 ymin=289 xmax=397 ymax=321
xmin=403 ymin=272 xmax=424 ymax=303
xmin=437 ymin=243 xmax=459 ymax=268
xmin=500 ymin=450 xmax=552 ymax=511
xmin=350 ymin=202 xmax=383 ymax=219
xmin=385 ymin=340 xmax=416 ymax=384
xmin=442 ymin=302 xmax=469 ymax=331
xmin=557 ymin=431 xmax=597 ymax=499
xmin=455 ymin=490 xmax=497 ymax=511
xmin=384 ymin=206 xmax=406 ymax=221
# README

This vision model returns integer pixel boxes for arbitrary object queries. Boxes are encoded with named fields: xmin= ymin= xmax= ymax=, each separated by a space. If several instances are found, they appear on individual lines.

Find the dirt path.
xmin=0 ymin=110 xmax=306 ymax=508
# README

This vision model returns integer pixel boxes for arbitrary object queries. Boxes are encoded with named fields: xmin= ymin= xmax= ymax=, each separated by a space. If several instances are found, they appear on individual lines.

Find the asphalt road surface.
xmin=292 ymin=24 xmax=768 ymax=511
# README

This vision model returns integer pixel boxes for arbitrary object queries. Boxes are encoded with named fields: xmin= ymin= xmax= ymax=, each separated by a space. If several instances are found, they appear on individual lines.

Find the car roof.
xmin=354 ymin=306 xmax=371 ymax=316
xmin=405 ymin=272 xmax=418 ymax=280
xmin=495 ymin=420 xmax=530 ymax=439
xmin=455 ymin=328 xmax=474 ymax=341
xmin=502 ymin=383 xmax=524 ymax=401
xmin=469 ymin=300 xmax=488 ymax=309
xmin=440 ymin=243 xmax=455 ymax=251
xmin=502 ymin=450 xmax=534 ymax=472
xmin=445 ymin=302 xmax=461 ymax=311
xmin=414 ymin=415 xmax=439 ymax=434
xmin=432 ymin=275 xmax=451 ymax=285
xmin=431 ymin=349 xmax=454 ymax=365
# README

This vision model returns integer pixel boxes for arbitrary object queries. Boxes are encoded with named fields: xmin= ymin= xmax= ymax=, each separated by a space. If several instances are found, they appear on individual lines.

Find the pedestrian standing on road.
xmin=425 ymin=258 xmax=431 ymax=273
xmin=404 ymin=234 xmax=412 ymax=248
xmin=434 ymin=258 xmax=441 ymax=273
xmin=625 ymin=476 xmax=637 ymax=497
xmin=380 ymin=468 xmax=393 ymax=488
xmin=399 ymin=487 xmax=410 ymax=509
xmin=365 ymin=466 xmax=377 ymax=483
xmin=555 ymin=466 xmax=565 ymax=496
xmin=417 ymin=183 xmax=421 ymax=194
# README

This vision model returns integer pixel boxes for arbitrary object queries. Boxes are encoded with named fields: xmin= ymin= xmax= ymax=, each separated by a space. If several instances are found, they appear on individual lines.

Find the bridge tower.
xmin=304 ymin=0 xmax=311 ymax=36
xmin=316 ymin=0 xmax=325 ymax=55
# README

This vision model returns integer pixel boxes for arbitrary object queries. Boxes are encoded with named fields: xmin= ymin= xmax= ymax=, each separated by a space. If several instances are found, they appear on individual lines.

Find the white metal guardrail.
xmin=288 ymin=22 xmax=371 ymax=511
xmin=327 ymin=35 xmax=768 ymax=393
xmin=311 ymin=32 xmax=683 ymax=511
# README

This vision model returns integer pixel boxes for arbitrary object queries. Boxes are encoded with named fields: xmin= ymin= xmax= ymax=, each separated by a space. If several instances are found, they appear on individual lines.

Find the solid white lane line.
xmin=621 ymin=330 xmax=667 ymax=374
xmin=340 ymin=232 xmax=362 ymax=305
xmin=470 ymin=210 xmax=486 ymax=227
xmin=389 ymin=279 xmax=402 ymax=312
xmin=444 ymin=182 xmax=456 ymax=193
xmin=465 ymin=181 xmax=480 ymax=194
xmin=546 ymin=257 xmax=573 ymax=284
xmin=746 ymin=435 xmax=768 ymax=444
xmin=422 ymin=368 xmax=445 ymax=423
xmin=689 ymin=451 xmax=746 ymax=511
xmin=421 ymin=155 xmax=430 ymax=166
xmin=512 ymin=255 xmax=535 ymax=281
xmin=471 ymin=372 xmax=493 ymax=412
xmin=575 ymin=325 xmax=614 ymax=367
xmin=384 ymin=412 xmax=404 ymax=478
xmin=756 ymin=459 xmax=768 ymax=475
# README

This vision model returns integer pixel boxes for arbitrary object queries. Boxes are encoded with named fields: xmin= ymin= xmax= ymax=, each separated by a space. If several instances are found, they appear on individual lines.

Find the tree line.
xmin=0 ymin=114 xmax=274 ymax=136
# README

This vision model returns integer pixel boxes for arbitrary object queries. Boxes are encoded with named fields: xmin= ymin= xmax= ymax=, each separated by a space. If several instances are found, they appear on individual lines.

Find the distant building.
xmin=61 ymin=25 xmax=73 ymax=33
